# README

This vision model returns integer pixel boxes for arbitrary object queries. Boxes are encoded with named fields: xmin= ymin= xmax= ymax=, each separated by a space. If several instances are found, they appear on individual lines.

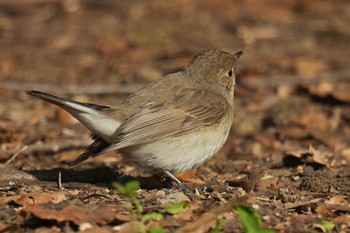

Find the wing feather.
xmin=100 ymin=89 xmax=231 ymax=153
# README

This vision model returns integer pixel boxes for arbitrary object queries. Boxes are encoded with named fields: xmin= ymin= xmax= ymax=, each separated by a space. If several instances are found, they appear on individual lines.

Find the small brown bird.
xmin=27 ymin=49 xmax=242 ymax=189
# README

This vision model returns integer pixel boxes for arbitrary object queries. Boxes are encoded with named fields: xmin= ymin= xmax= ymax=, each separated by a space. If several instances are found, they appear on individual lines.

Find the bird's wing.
xmin=100 ymin=88 xmax=231 ymax=153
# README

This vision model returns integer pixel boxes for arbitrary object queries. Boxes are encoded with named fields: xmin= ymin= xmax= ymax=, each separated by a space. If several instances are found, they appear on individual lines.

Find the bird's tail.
xmin=26 ymin=90 xmax=110 ymax=113
xmin=26 ymin=90 xmax=120 ymax=143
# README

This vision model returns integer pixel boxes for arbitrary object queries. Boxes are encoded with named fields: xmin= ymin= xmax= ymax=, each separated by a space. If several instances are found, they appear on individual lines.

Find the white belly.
xmin=122 ymin=114 xmax=232 ymax=174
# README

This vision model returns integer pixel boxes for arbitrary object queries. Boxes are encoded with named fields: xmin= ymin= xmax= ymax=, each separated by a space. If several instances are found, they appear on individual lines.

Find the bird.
xmin=27 ymin=49 xmax=242 ymax=189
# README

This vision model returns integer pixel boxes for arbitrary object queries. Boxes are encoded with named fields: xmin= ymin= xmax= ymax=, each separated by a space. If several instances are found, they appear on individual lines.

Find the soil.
xmin=0 ymin=1 xmax=349 ymax=232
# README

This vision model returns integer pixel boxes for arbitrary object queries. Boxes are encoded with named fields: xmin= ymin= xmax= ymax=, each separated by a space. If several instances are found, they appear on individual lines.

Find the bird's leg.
xmin=164 ymin=170 xmax=188 ymax=191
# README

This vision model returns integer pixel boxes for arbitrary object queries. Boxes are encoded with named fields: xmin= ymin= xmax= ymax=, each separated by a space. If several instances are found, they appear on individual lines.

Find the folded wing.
xmin=100 ymin=88 xmax=230 ymax=153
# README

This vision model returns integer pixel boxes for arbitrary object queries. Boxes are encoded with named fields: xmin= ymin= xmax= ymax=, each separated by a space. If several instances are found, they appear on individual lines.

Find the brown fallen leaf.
xmin=80 ymin=226 xmax=113 ymax=233
xmin=173 ymin=201 xmax=202 ymax=222
xmin=316 ymin=204 xmax=337 ymax=218
xmin=158 ymin=192 xmax=190 ymax=207
xmin=182 ymin=177 xmax=206 ymax=185
xmin=333 ymin=215 xmax=350 ymax=227
xmin=174 ymin=197 xmax=247 ymax=233
xmin=228 ymin=168 xmax=267 ymax=192
xmin=307 ymin=130 xmax=345 ymax=151
xmin=308 ymin=145 xmax=333 ymax=167
xmin=306 ymin=81 xmax=350 ymax=103
xmin=21 ymin=205 xmax=116 ymax=226
xmin=117 ymin=221 xmax=145 ymax=233
xmin=255 ymin=176 xmax=278 ymax=192
xmin=93 ymin=37 xmax=128 ymax=53
xmin=176 ymin=170 xmax=205 ymax=184
xmin=176 ymin=170 xmax=197 ymax=180
xmin=288 ymin=214 xmax=309 ymax=230
xmin=0 ymin=192 xmax=67 ymax=207
xmin=175 ymin=170 xmax=205 ymax=184
xmin=294 ymin=58 xmax=329 ymax=78
xmin=285 ymin=145 xmax=339 ymax=168
xmin=324 ymin=204 xmax=350 ymax=212
xmin=284 ymin=199 xmax=321 ymax=209
xmin=325 ymin=195 xmax=348 ymax=205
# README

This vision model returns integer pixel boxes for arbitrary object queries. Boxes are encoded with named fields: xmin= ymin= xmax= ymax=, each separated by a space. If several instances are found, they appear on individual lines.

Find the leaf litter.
xmin=0 ymin=0 xmax=349 ymax=232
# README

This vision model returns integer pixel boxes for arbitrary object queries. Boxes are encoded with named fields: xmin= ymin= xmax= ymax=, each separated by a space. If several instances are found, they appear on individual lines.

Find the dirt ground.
xmin=0 ymin=0 xmax=349 ymax=232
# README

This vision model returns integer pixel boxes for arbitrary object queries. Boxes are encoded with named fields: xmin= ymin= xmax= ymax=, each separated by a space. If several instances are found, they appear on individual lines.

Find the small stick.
xmin=58 ymin=170 xmax=63 ymax=190
xmin=4 ymin=145 xmax=28 ymax=166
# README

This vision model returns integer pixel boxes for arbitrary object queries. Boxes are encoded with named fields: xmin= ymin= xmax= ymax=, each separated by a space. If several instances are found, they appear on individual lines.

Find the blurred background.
xmin=1 ymin=0 xmax=350 ymax=167
xmin=0 ymin=0 xmax=348 ymax=86
xmin=0 ymin=1 xmax=349 ymax=231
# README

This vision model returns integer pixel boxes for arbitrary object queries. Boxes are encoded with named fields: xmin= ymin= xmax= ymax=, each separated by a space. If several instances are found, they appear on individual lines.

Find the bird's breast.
xmin=122 ymin=112 xmax=233 ymax=174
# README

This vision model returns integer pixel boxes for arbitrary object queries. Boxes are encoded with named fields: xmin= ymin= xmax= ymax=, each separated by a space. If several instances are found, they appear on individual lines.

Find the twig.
xmin=4 ymin=145 xmax=28 ymax=166
xmin=0 ymin=80 xmax=143 ymax=95
xmin=284 ymin=199 xmax=321 ymax=209
xmin=58 ymin=170 xmax=63 ymax=190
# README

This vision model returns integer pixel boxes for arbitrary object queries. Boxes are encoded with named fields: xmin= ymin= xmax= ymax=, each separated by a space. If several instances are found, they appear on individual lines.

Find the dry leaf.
xmin=158 ymin=192 xmax=190 ymax=207
xmin=294 ymin=58 xmax=328 ymax=78
xmin=316 ymin=205 xmax=336 ymax=217
xmin=333 ymin=215 xmax=350 ymax=226
xmin=309 ymin=145 xmax=332 ymax=166
xmin=325 ymin=195 xmax=347 ymax=205
xmin=307 ymin=81 xmax=350 ymax=103
xmin=22 ymin=205 xmax=116 ymax=225
xmin=0 ymin=192 xmax=67 ymax=207
xmin=93 ymin=37 xmax=128 ymax=53
xmin=117 ymin=221 xmax=145 ymax=233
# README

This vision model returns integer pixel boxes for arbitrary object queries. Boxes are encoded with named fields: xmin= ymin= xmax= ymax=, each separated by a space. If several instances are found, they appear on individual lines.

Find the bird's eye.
xmin=228 ymin=69 xmax=233 ymax=78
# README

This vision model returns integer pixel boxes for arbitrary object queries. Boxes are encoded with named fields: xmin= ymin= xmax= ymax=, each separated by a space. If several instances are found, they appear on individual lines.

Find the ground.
xmin=0 ymin=0 xmax=349 ymax=232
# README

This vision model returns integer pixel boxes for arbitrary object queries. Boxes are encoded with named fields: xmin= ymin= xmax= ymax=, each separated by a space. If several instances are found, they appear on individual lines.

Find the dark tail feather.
xmin=26 ymin=90 xmax=110 ymax=112
xmin=69 ymin=136 xmax=110 ymax=166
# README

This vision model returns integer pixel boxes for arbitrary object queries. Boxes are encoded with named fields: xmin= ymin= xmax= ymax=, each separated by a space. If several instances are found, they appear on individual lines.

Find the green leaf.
xmin=236 ymin=205 xmax=261 ymax=233
xmin=209 ymin=218 xmax=223 ymax=233
xmin=130 ymin=195 xmax=143 ymax=215
xmin=259 ymin=229 xmax=276 ymax=233
xmin=319 ymin=220 xmax=335 ymax=230
xmin=141 ymin=212 xmax=164 ymax=224
xmin=148 ymin=226 xmax=165 ymax=233
xmin=112 ymin=182 xmax=125 ymax=194
xmin=124 ymin=180 xmax=140 ymax=195
xmin=236 ymin=205 xmax=275 ymax=233
xmin=165 ymin=202 xmax=188 ymax=215
xmin=112 ymin=181 xmax=140 ymax=196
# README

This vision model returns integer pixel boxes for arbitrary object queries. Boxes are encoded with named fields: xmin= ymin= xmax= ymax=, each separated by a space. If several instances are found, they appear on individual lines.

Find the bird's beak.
xmin=233 ymin=51 xmax=243 ymax=61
